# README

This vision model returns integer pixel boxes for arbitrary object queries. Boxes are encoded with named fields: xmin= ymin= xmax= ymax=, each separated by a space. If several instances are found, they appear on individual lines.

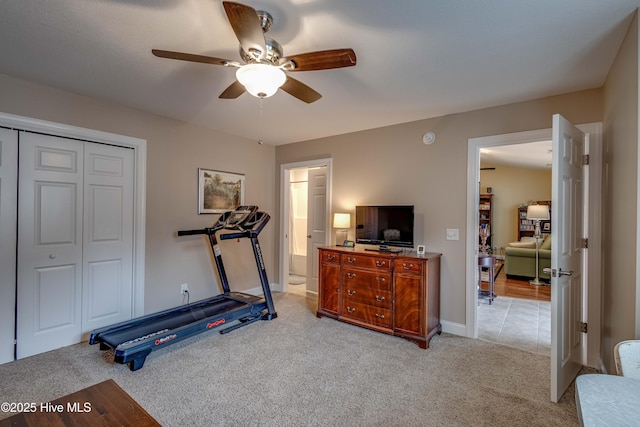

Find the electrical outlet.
xmin=180 ymin=283 xmax=188 ymax=295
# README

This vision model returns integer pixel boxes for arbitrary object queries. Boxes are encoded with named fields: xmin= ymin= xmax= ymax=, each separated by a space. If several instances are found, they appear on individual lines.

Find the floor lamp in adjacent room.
xmin=527 ymin=204 xmax=550 ymax=286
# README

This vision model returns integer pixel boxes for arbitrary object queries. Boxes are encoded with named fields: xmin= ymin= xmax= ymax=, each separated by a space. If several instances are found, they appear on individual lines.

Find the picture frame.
xmin=198 ymin=168 xmax=245 ymax=214
xmin=342 ymin=240 xmax=355 ymax=248
xmin=543 ymin=222 xmax=551 ymax=232
xmin=417 ymin=244 xmax=426 ymax=255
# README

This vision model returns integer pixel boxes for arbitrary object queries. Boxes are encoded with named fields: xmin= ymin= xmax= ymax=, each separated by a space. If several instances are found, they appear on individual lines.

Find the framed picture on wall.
xmin=198 ymin=168 xmax=245 ymax=214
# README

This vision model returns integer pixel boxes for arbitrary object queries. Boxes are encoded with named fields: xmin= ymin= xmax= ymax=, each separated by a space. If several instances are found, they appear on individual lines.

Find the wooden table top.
xmin=0 ymin=379 xmax=160 ymax=427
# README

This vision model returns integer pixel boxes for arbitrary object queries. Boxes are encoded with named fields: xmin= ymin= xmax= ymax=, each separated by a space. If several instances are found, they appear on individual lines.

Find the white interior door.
xmin=17 ymin=133 xmax=84 ymax=358
xmin=305 ymin=167 xmax=327 ymax=294
xmin=82 ymin=143 xmax=134 ymax=335
xmin=551 ymin=114 xmax=586 ymax=402
xmin=0 ymin=128 xmax=18 ymax=364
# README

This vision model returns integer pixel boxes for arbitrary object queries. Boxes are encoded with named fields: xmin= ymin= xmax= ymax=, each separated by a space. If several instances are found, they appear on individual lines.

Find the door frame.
xmin=465 ymin=122 xmax=602 ymax=367
xmin=0 ymin=112 xmax=147 ymax=317
xmin=279 ymin=158 xmax=332 ymax=294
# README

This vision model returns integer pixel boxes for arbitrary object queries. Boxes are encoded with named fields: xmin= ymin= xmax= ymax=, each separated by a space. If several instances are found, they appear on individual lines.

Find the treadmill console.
xmin=224 ymin=206 xmax=258 ymax=230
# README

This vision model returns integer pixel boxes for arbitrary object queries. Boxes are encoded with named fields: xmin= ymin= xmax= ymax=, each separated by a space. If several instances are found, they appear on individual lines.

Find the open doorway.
xmin=288 ymin=168 xmax=310 ymax=297
xmin=279 ymin=159 xmax=332 ymax=298
xmin=477 ymin=142 xmax=553 ymax=354
xmin=466 ymin=123 xmax=602 ymax=368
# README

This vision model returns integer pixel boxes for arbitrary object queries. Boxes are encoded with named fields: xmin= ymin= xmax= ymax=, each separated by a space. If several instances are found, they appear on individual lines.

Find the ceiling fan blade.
xmin=223 ymin=1 xmax=266 ymax=59
xmin=280 ymin=48 xmax=357 ymax=71
xmin=219 ymin=80 xmax=246 ymax=99
xmin=280 ymin=77 xmax=322 ymax=103
xmin=152 ymin=49 xmax=239 ymax=67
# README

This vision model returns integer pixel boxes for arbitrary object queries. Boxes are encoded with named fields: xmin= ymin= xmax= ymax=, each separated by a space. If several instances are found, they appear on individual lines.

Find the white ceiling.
xmin=481 ymin=141 xmax=553 ymax=170
xmin=0 ymin=1 xmax=638 ymax=145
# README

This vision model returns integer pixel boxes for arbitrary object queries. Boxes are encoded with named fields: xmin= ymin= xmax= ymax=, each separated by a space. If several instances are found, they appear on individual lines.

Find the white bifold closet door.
xmin=16 ymin=132 xmax=134 ymax=359
xmin=0 ymin=128 xmax=18 ymax=364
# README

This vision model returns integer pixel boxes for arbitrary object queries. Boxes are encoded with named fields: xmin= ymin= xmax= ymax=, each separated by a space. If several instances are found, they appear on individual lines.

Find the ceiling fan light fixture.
xmin=236 ymin=63 xmax=286 ymax=98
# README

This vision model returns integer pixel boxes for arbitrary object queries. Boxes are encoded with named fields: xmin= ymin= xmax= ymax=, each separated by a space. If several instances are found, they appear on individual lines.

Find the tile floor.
xmin=478 ymin=296 xmax=551 ymax=355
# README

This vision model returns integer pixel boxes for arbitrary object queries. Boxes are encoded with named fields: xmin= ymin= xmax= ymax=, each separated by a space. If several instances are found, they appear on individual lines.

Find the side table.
xmin=478 ymin=255 xmax=497 ymax=304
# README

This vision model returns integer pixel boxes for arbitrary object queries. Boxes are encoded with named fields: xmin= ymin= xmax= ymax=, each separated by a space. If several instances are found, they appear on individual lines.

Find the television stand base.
xmin=365 ymin=247 xmax=402 ymax=253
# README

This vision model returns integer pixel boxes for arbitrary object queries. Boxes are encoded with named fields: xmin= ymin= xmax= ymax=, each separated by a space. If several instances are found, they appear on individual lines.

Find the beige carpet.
xmin=0 ymin=292 xmax=582 ymax=426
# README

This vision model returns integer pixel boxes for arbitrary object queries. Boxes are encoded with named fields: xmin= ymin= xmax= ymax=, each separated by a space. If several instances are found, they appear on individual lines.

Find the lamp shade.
xmin=526 ymin=204 xmax=550 ymax=220
xmin=236 ymin=63 xmax=286 ymax=99
xmin=333 ymin=213 xmax=351 ymax=229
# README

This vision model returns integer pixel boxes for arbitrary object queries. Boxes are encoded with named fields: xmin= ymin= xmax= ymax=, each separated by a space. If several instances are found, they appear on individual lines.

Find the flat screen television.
xmin=355 ymin=205 xmax=414 ymax=249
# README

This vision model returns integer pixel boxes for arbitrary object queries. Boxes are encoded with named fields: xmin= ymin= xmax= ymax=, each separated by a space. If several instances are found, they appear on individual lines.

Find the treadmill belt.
xmin=99 ymin=298 xmax=247 ymax=348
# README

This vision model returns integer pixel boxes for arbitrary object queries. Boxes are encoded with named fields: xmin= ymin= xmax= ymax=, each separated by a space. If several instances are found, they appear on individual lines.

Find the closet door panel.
xmin=17 ymin=133 xmax=83 ymax=359
xmin=0 ymin=128 xmax=18 ymax=364
xmin=82 ymin=143 xmax=134 ymax=334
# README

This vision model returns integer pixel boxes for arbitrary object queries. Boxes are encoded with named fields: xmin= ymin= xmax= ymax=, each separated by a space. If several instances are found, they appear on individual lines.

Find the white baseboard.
xmin=441 ymin=320 xmax=467 ymax=337
xmin=267 ymin=282 xmax=282 ymax=293
xmin=243 ymin=285 xmax=269 ymax=296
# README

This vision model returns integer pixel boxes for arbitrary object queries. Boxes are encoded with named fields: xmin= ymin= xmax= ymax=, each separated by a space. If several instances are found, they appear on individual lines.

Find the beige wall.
xmin=603 ymin=12 xmax=639 ymax=373
xmin=276 ymin=89 xmax=602 ymax=327
xmin=0 ymin=73 xmax=276 ymax=315
xmin=479 ymin=164 xmax=552 ymax=251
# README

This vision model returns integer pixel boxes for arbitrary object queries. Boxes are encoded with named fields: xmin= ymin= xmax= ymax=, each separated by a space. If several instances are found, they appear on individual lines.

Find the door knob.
xmin=307 ymin=234 xmax=312 ymax=238
xmin=542 ymin=268 xmax=573 ymax=278
xmin=49 ymin=254 xmax=56 ymax=259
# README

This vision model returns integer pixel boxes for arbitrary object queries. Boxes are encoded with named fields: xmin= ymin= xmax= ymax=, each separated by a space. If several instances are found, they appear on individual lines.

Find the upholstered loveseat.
xmin=504 ymin=235 xmax=551 ymax=280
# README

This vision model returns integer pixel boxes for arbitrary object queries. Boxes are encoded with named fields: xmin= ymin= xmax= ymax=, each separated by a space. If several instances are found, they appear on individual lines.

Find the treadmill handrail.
xmin=177 ymin=228 xmax=212 ymax=236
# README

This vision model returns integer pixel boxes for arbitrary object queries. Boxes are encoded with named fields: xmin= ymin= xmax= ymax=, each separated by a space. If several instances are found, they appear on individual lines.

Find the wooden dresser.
xmin=316 ymin=246 xmax=442 ymax=349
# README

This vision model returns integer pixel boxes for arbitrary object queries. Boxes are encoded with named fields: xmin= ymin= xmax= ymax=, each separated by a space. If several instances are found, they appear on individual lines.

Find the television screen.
xmin=355 ymin=205 xmax=414 ymax=248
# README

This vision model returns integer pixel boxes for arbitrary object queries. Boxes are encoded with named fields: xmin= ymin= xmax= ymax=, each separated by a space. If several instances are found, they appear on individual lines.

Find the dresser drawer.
xmin=343 ymin=268 xmax=391 ymax=291
xmin=342 ymin=302 xmax=392 ymax=329
xmin=321 ymin=251 xmax=341 ymax=264
xmin=343 ymin=254 xmax=391 ymax=270
xmin=343 ymin=287 xmax=391 ymax=309
xmin=394 ymin=259 xmax=423 ymax=275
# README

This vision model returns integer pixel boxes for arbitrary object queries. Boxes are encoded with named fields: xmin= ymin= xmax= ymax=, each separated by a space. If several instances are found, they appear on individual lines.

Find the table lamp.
xmin=333 ymin=213 xmax=351 ymax=245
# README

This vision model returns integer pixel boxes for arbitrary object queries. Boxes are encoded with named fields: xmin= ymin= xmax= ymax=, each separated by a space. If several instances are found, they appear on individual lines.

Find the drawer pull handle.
xmin=375 ymin=277 xmax=386 ymax=282
xmin=327 ymin=254 xmax=336 ymax=260
xmin=402 ymin=263 xmax=414 ymax=270
xmin=375 ymin=313 xmax=385 ymax=319
xmin=375 ymin=295 xmax=385 ymax=302
xmin=347 ymin=290 xmax=356 ymax=296
xmin=347 ymin=257 xmax=356 ymax=263
xmin=347 ymin=272 xmax=356 ymax=279
xmin=347 ymin=306 xmax=356 ymax=313
xmin=375 ymin=260 xmax=386 ymax=267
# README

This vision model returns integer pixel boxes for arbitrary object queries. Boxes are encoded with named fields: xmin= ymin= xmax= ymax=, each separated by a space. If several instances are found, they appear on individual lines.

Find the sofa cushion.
xmin=540 ymin=235 xmax=552 ymax=250
xmin=504 ymin=247 xmax=551 ymax=259
xmin=508 ymin=240 xmax=536 ymax=248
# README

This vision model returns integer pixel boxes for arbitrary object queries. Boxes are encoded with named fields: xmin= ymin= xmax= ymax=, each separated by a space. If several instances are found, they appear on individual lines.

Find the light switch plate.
xmin=446 ymin=229 xmax=459 ymax=241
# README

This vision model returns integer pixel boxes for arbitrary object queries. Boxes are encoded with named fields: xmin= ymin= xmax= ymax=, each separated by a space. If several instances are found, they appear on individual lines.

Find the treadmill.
xmin=89 ymin=205 xmax=277 ymax=371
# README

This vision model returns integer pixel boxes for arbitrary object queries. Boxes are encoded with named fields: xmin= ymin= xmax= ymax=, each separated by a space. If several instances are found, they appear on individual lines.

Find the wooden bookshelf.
xmin=479 ymin=194 xmax=493 ymax=252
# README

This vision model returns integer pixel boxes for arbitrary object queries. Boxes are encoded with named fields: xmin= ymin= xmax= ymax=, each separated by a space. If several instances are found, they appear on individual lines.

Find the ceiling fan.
xmin=152 ymin=1 xmax=357 ymax=103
